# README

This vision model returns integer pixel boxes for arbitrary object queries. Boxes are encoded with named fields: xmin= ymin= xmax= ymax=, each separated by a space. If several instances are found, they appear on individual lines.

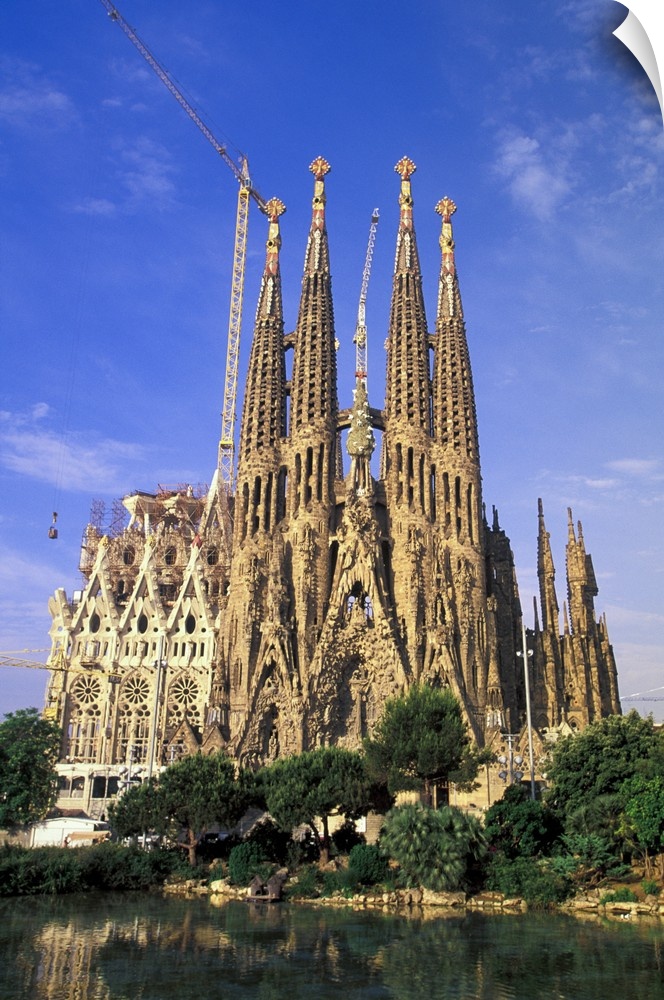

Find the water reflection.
xmin=0 ymin=894 xmax=662 ymax=1000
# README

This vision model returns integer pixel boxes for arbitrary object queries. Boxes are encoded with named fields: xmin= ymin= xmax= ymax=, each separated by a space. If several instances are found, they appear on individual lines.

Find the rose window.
xmin=170 ymin=676 xmax=199 ymax=706
xmin=122 ymin=676 xmax=150 ymax=706
xmin=72 ymin=675 xmax=102 ymax=705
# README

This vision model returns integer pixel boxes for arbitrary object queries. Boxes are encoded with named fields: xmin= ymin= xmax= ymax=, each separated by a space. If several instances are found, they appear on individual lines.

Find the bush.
xmin=348 ymin=843 xmax=389 ymax=886
xmin=245 ymin=819 xmax=291 ymax=865
xmin=0 ymin=843 xmax=184 ymax=896
xmin=287 ymin=864 xmax=320 ymax=899
xmin=485 ymin=853 xmax=571 ymax=908
xmin=320 ymin=868 xmax=358 ymax=898
xmin=600 ymin=887 xmax=638 ymax=904
xmin=642 ymin=878 xmax=660 ymax=897
xmin=380 ymin=804 xmax=486 ymax=892
xmin=228 ymin=841 xmax=271 ymax=886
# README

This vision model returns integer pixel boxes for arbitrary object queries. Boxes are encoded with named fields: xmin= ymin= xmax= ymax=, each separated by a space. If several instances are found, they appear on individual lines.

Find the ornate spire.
xmin=384 ymin=156 xmax=430 ymax=431
xmin=237 ymin=199 xmax=287 ymax=465
xmin=566 ymin=507 xmax=599 ymax=635
xmin=537 ymin=498 xmax=560 ymax=633
xmin=431 ymin=198 xmax=479 ymax=461
xmin=255 ymin=197 xmax=286 ymax=319
xmin=435 ymin=197 xmax=463 ymax=320
xmin=290 ymin=158 xmax=338 ymax=432
xmin=302 ymin=156 xmax=331 ymax=275
xmin=392 ymin=157 xmax=422 ymax=273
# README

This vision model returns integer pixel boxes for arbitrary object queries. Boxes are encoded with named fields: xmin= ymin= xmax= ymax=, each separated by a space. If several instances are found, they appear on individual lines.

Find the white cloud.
xmin=494 ymin=130 xmax=571 ymax=220
xmin=0 ymin=59 xmax=75 ymax=129
xmin=71 ymin=197 xmax=117 ymax=217
xmin=115 ymin=136 xmax=178 ymax=207
xmin=0 ymin=409 xmax=145 ymax=494
xmin=605 ymin=458 xmax=661 ymax=478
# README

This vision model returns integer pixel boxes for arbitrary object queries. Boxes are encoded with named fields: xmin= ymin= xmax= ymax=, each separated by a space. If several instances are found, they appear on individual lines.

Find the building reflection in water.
xmin=0 ymin=894 xmax=662 ymax=1000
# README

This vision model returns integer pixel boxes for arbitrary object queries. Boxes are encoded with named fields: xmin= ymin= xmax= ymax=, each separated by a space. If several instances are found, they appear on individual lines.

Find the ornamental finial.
xmin=309 ymin=156 xmax=331 ymax=180
xmin=395 ymin=156 xmax=416 ymax=180
xmin=435 ymin=197 xmax=457 ymax=223
xmin=265 ymin=197 xmax=286 ymax=222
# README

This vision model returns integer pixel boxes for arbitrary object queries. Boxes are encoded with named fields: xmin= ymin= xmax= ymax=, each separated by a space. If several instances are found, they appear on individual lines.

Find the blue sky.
xmin=1 ymin=0 xmax=662 ymax=721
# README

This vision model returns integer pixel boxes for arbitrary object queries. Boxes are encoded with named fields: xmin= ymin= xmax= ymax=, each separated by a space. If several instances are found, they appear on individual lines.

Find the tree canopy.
xmin=108 ymin=751 xmax=249 ymax=864
xmin=0 ymin=708 xmax=61 ymax=828
xmin=259 ymin=746 xmax=371 ymax=862
xmin=545 ymin=711 xmax=664 ymax=820
xmin=364 ymin=684 xmax=469 ymax=797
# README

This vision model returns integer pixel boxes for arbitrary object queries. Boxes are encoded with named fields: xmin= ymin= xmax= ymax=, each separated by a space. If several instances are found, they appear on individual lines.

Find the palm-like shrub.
xmin=379 ymin=803 xmax=486 ymax=892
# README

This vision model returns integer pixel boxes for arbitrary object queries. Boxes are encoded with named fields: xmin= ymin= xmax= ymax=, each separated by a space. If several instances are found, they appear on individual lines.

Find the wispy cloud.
xmin=71 ymin=197 xmax=117 ymax=217
xmin=113 ymin=135 xmax=178 ymax=208
xmin=606 ymin=458 xmax=662 ymax=479
xmin=0 ymin=58 xmax=75 ymax=129
xmin=494 ymin=129 xmax=571 ymax=220
xmin=0 ymin=408 xmax=145 ymax=494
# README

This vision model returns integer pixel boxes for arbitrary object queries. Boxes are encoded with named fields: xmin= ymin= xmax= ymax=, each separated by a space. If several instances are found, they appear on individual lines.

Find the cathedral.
xmin=44 ymin=157 xmax=621 ymax=815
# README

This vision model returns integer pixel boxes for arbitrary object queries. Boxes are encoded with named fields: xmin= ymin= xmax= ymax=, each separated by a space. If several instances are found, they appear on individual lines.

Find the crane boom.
xmin=353 ymin=210 xmax=379 ymax=384
xmin=99 ymin=0 xmax=266 ymax=489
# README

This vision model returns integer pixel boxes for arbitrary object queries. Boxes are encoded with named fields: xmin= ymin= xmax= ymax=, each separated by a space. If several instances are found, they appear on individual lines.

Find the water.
xmin=0 ymin=893 xmax=662 ymax=999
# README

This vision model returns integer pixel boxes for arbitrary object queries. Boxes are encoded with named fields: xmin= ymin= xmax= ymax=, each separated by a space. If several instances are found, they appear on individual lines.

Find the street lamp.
xmin=497 ymin=733 xmax=524 ymax=785
xmin=516 ymin=618 xmax=536 ymax=800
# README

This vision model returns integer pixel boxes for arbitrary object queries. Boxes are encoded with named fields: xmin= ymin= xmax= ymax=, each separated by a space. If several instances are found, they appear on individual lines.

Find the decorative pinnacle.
xmin=395 ymin=156 xmax=416 ymax=180
xmin=435 ymin=197 xmax=457 ymax=222
xmin=265 ymin=197 xmax=286 ymax=221
xmin=310 ymin=156 xmax=331 ymax=180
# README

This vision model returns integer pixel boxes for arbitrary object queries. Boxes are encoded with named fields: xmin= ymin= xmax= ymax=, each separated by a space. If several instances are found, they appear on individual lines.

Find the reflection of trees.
xmin=1 ymin=895 xmax=663 ymax=999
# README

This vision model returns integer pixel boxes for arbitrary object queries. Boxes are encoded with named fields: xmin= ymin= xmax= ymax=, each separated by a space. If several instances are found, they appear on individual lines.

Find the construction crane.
xmin=99 ymin=0 xmax=268 ymax=490
xmin=1 ymin=648 xmax=68 ymax=672
xmin=353 ymin=210 xmax=380 ymax=385
xmin=622 ymin=687 xmax=664 ymax=703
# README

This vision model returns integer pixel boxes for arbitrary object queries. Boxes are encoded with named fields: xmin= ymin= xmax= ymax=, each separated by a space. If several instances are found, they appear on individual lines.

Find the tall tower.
xmin=285 ymin=158 xmax=340 ymax=680
xmin=383 ymin=157 xmax=434 ymax=679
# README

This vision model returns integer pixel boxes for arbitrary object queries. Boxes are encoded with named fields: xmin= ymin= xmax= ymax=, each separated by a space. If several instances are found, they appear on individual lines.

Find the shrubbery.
xmin=227 ymin=841 xmax=272 ymax=886
xmin=380 ymin=804 xmax=486 ymax=892
xmin=348 ymin=843 xmax=389 ymax=885
xmin=0 ymin=843 xmax=189 ymax=896
xmin=485 ymin=854 xmax=571 ymax=908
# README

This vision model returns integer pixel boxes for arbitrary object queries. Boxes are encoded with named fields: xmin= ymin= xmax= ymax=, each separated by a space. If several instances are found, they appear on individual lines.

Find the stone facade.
xmin=45 ymin=158 xmax=621 ymax=816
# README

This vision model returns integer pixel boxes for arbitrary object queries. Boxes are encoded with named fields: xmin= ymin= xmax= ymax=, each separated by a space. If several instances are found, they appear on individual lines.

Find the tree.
xmin=364 ymin=684 xmax=469 ymax=799
xmin=259 ymin=747 xmax=371 ymax=863
xmin=620 ymin=775 xmax=664 ymax=875
xmin=158 ymin=751 xmax=249 ymax=865
xmin=379 ymin=803 xmax=486 ymax=892
xmin=109 ymin=752 xmax=249 ymax=865
xmin=108 ymin=779 xmax=167 ymax=841
xmin=0 ymin=708 xmax=61 ymax=828
xmin=545 ymin=711 xmax=664 ymax=821
xmin=483 ymin=783 xmax=562 ymax=860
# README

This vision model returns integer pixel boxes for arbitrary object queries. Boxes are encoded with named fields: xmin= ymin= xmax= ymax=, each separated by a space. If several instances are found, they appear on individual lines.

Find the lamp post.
xmin=497 ymin=733 xmax=524 ymax=785
xmin=517 ymin=617 xmax=536 ymax=800
xmin=146 ymin=635 xmax=167 ymax=783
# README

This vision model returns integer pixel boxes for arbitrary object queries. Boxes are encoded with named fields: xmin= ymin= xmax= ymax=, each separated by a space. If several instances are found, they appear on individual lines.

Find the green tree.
xmin=108 ymin=779 xmax=167 ymax=841
xmin=620 ymin=774 xmax=664 ymax=875
xmin=379 ymin=803 xmax=486 ymax=892
xmin=0 ymin=709 xmax=61 ymax=827
xmin=483 ymin=783 xmax=562 ymax=859
xmin=364 ymin=684 xmax=469 ymax=799
xmin=545 ymin=711 xmax=663 ymax=821
xmin=112 ymin=752 xmax=248 ymax=865
xmin=159 ymin=752 xmax=249 ymax=864
xmin=259 ymin=747 xmax=371 ymax=862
